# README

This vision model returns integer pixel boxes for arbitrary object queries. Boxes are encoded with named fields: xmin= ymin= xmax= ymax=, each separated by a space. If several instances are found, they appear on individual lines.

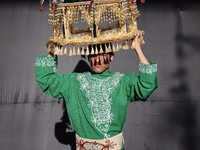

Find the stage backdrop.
xmin=0 ymin=0 xmax=200 ymax=150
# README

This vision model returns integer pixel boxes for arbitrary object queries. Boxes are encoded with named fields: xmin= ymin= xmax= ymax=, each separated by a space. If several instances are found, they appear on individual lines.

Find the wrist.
xmin=135 ymin=47 xmax=142 ymax=52
xmin=135 ymin=49 xmax=150 ymax=64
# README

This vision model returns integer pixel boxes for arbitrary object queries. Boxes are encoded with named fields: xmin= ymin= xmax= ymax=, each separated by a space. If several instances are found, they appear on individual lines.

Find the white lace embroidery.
xmin=139 ymin=63 xmax=157 ymax=74
xmin=35 ymin=57 xmax=57 ymax=72
xmin=77 ymin=72 xmax=123 ymax=138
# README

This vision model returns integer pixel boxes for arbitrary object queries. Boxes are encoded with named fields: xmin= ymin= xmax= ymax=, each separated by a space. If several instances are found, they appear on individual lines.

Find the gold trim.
xmin=46 ymin=0 xmax=140 ymax=55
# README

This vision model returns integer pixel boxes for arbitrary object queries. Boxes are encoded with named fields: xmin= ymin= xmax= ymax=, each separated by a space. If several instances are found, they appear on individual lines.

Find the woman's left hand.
xmin=134 ymin=30 xmax=145 ymax=51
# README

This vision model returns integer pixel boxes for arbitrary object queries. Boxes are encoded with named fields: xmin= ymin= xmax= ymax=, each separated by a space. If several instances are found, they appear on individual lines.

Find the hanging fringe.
xmin=77 ymin=46 xmax=81 ymax=55
xmin=99 ymin=45 xmax=103 ymax=54
xmin=73 ymin=46 xmax=76 ymax=55
xmin=105 ymin=44 xmax=108 ymax=53
xmin=112 ymin=43 xmax=116 ymax=52
xmin=86 ymin=46 xmax=90 ymax=55
xmin=91 ymin=46 xmax=95 ymax=55
xmin=108 ymin=43 xmax=112 ymax=52
xmin=43 ymin=0 xmax=144 ymax=56
xmin=60 ymin=47 xmax=63 ymax=55
xmin=51 ymin=3 xmax=56 ymax=11
xmin=130 ymin=0 xmax=146 ymax=4
xmin=81 ymin=47 xmax=85 ymax=55
xmin=122 ymin=41 xmax=129 ymax=50
xmin=130 ymin=0 xmax=135 ymax=4
xmin=39 ymin=0 xmax=45 ymax=12
xmin=39 ymin=5 xmax=43 ymax=12
xmin=64 ymin=47 xmax=67 ymax=55
xmin=39 ymin=0 xmax=58 ymax=12
xmin=90 ymin=0 xmax=93 ymax=7
xmin=116 ymin=43 xmax=120 ymax=51
xmin=69 ymin=47 xmax=72 ymax=56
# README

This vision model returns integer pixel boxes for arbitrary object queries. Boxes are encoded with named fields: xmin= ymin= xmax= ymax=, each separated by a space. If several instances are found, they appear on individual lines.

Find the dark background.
xmin=0 ymin=0 xmax=200 ymax=149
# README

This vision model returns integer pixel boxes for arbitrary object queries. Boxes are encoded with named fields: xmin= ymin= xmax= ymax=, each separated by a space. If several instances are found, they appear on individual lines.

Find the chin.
xmin=93 ymin=69 xmax=104 ymax=74
xmin=92 ymin=65 xmax=109 ymax=74
xmin=93 ymin=67 xmax=109 ymax=74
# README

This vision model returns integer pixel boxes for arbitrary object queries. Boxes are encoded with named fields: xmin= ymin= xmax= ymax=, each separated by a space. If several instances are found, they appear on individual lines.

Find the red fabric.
xmin=39 ymin=5 xmax=43 ymax=12
xmin=51 ymin=3 xmax=55 ymax=11
xmin=130 ymin=0 xmax=134 ymax=4
xmin=90 ymin=0 xmax=93 ymax=7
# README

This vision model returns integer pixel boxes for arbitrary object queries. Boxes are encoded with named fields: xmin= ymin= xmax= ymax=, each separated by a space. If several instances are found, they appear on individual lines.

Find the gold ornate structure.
xmin=40 ymin=0 xmax=142 ymax=56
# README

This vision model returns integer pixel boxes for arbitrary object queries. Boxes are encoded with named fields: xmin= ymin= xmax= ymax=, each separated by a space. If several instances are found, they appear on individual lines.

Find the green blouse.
xmin=35 ymin=56 xmax=157 ymax=140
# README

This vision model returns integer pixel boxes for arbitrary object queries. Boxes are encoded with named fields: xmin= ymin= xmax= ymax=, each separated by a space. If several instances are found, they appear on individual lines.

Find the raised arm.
xmin=126 ymin=30 xmax=158 ymax=101
xmin=134 ymin=30 xmax=150 ymax=64
xmin=35 ymin=55 xmax=67 ymax=99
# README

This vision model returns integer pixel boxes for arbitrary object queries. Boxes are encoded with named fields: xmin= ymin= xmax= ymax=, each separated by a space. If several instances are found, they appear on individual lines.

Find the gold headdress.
xmin=40 ymin=0 xmax=145 ymax=56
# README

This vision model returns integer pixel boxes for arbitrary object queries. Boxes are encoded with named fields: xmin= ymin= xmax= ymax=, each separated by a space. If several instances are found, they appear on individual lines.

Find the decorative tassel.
xmin=99 ymin=45 xmax=103 ymax=54
xmin=86 ymin=46 xmax=89 ymax=55
xmin=112 ymin=43 xmax=116 ymax=52
xmin=116 ymin=43 xmax=119 ymax=51
xmin=39 ymin=0 xmax=59 ymax=12
xmin=105 ymin=44 xmax=108 ymax=53
xmin=90 ymin=0 xmax=93 ymax=7
xmin=64 ymin=48 xmax=67 ymax=55
xmin=81 ymin=47 xmax=85 ymax=55
xmin=91 ymin=46 xmax=95 ymax=55
xmin=58 ymin=47 xmax=61 ymax=55
xmin=131 ymin=40 xmax=135 ymax=49
xmin=54 ymin=46 xmax=59 ymax=55
xmin=54 ymin=47 xmax=57 ymax=55
xmin=77 ymin=46 xmax=81 ymax=55
xmin=69 ymin=47 xmax=72 ymax=56
xmin=39 ymin=0 xmax=44 ymax=12
xmin=122 ymin=41 xmax=129 ymax=50
xmin=60 ymin=47 xmax=63 ymax=55
xmin=51 ymin=3 xmax=55 ymax=11
xmin=130 ymin=0 xmax=134 ymax=4
xmin=73 ymin=46 xmax=76 ymax=55
xmin=39 ymin=5 xmax=43 ymax=12
xmin=95 ymin=45 xmax=99 ymax=54
xmin=119 ymin=43 xmax=122 ymax=50
xmin=108 ymin=43 xmax=112 ymax=52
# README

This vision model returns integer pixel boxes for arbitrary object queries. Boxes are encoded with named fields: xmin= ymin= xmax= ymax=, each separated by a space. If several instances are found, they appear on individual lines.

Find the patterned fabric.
xmin=77 ymin=72 xmax=123 ymax=138
xmin=76 ymin=139 xmax=117 ymax=150
xmin=139 ymin=63 xmax=157 ymax=74
xmin=35 ymin=56 xmax=57 ymax=72
xmin=35 ymin=56 xmax=158 ymax=140
xmin=76 ymin=132 xmax=123 ymax=150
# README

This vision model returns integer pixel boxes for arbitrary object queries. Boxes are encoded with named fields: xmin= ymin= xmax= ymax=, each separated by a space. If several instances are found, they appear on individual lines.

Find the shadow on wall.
xmin=54 ymin=58 xmax=92 ymax=150
xmin=54 ymin=101 xmax=76 ymax=150
xmin=164 ymin=8 xmax=199 ymax=150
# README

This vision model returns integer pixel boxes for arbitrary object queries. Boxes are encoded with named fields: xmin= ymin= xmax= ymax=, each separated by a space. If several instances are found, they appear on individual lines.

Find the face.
xmin=88 ymin=53 xmax=114 ymax=73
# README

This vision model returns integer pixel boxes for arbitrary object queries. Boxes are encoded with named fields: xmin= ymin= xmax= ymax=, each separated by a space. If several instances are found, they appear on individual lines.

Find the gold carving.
xmin=46 ymin=0 xmax=140 ymax=55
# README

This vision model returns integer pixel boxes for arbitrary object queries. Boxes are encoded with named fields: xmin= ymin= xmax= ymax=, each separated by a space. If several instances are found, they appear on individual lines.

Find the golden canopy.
xmin=40 ymin=0 xmax=143 ymax=56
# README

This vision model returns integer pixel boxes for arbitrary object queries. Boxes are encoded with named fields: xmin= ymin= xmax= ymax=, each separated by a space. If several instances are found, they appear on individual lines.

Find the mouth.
xmin=93 ymin=64 xmax=102 ymax=68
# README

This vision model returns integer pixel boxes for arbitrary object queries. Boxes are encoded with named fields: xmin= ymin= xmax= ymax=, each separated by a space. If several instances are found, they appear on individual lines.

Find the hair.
xmin=46 ymin=41 xmax=61 ymax=50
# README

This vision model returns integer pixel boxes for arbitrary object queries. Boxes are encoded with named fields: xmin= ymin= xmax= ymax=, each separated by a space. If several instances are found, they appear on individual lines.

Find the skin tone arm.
xmin=134 ymin=30 xmax=150 ymax=65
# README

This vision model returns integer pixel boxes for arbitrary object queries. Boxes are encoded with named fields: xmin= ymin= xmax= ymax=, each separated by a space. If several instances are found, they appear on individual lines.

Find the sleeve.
xmin=126 ymin=62 xmax=158 ymax=102
xmin=35 ymin=56 xmax=69 ymax=99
